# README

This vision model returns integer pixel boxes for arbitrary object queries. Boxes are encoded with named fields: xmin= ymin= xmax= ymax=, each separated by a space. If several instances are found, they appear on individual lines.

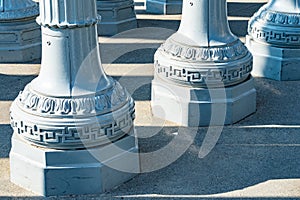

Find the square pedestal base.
xmin=146 ymin=0 xmax=182 ymax=14
xmin=10 ymin=134 xmax=139 ymax=197
xmin=151 ymin=77 xmax=256 ymax=127
xmin=246 ymin=36 xmax=300 ymax=81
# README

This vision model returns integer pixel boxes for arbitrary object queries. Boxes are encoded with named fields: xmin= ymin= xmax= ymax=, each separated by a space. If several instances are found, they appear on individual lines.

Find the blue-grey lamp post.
xmin=97 ymin=0 xmax=137 ymax=36
xmin=9 ymin=0 xmax=139 ymax=196
xmin=0 ymin=0 xmax=41 ymax=62
xmin=151 ymin=0 xmax=256 ymax=126
xmin=247 ymin=0 xmax=300 ymax=80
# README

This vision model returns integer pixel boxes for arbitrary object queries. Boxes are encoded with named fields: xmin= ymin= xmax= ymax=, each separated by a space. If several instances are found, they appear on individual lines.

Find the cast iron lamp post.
xmin=151 ymin=0 xmax=257 ymax=126
xmin=9 ymin=0 xmax=139 ymax=196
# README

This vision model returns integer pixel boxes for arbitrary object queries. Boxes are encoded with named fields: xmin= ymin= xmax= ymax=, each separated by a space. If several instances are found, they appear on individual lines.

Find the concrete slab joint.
xmin=246 ymin=0 xmax=300 ymax=81
xmin=0 ymin=0 xmax=41 ymax=62
xmin=9 ymin=0 xmax=139 ymax=196
xmin=151 ymin=0 xmax=257 ymax=127
xmin=97 ymin=0 xmax=137 ymax=36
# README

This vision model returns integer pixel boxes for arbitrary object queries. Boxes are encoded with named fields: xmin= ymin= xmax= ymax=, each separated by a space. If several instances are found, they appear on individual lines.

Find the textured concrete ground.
xmin=2 ymin=0 xmax=300 ymax=199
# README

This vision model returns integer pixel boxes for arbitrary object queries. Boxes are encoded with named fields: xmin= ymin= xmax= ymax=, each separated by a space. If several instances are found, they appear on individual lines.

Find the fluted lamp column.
xmin=0 ymin=0 xmax=41 ymax=62
xmin=151 ymin=0 xmax=257 ymax=126
xmin=97 ymin=0 xmax=137 ymax=36
xmin=9 ymin=0 xmax=139 ymax=196
xmin=247 ymin=0 xmax=300 ymax=80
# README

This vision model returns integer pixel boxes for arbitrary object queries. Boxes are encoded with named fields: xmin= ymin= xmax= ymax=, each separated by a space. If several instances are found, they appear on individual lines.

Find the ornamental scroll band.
xmin=251 ymin=7 xmax=300 ymax=26
xmin=10 ymin=108 xmax=135 ymax=148
xmin=17 ymin=81 xmax=130 ymax=117
xmin=249 ymin=7 xmax=300 ymax=46
xmin=160 ymin=39 xmax=248 ymax=62
xmin=155 ymin=60 xmax=253 ymax=87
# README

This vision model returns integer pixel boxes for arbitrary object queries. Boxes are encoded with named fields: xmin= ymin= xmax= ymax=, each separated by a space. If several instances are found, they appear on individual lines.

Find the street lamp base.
xmin=97 ymin=0 xmax=137 ymax=36
xmin=10 ymin=133 xmax=139 ymax=197
xmin=98 ymin=18 xmax=137 ymax=36
xmin=151 ymin=77 xmax=256 ymax=127
xmin=0 ymin=19 xmax=41 ymax=63
xmin=247 ymin=36 xmax=300 ymax=81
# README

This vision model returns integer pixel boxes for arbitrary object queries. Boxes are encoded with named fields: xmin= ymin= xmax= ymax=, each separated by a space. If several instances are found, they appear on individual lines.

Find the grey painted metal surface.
xmin=97 ymin=0 xmax=137 ymax=36
xmin=247 ymin=0 xmax=300 ymax=81
xmin=151 ymin=0 xmax=257 ymax=126
xmin=146 ymin=0 xmax=182 ymax=14
xmin=9 ymin=0 xmax=139 ymax=196
xmin=0 ymin=0 xmax=41 ymax=62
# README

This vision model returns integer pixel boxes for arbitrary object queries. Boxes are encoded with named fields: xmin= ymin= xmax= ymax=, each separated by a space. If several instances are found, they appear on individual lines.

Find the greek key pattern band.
xmin=249 ymin=6 xmax=300 ymax=46
xmin=155 ymin=59 xmax=253 ymax=87
xmin=10 ymin=108 xmax=135 ymax=149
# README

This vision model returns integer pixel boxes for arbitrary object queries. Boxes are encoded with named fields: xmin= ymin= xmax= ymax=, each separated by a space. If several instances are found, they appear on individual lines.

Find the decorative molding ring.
xmin=10 ymin=80 xmax=135 ymax=149
xmin=252 ymin=8 xmax=300 ymax=26
xmin=10 ymin=102 xmax=135 ymax=150
xmin=155 ymin=36 xmax=253 ymax=87
xmin=248 ymin=6 xmax=300 ymax=46
xmin=16 ymin=81 xmax=130 ymax=117
xmin=154 ymin=55 xmax=253 ymax=87
xmin=36 ymin=16 xmax=101 ymax=29
xmin=37 ymin=0 xmax=101 ymax=29
xmin=160 ymin=39 xmax=249 ymax=62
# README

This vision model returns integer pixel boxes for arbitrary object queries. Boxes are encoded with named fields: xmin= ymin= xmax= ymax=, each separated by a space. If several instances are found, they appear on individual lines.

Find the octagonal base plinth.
xmin=0 ymin=45 xmax=41 ymax=63
xmin=0 ymin=20 xmax=41 ymax=63
xmin=97 ymin=19 xmax=137 ymax=36
xmin=151 ymin=77 xmax=256 ymax=127
xmin=97 ymin=1 xmax=137 ymax=36
xmin=246 ymin=36 xmax=300 ymax=81
xmin=146 ymin=0 xmax=182 ymax=14
xmin=10 ymin=133 xmax=139 ymax=197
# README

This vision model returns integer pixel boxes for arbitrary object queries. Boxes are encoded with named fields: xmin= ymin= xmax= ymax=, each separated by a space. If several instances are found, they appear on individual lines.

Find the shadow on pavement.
xmin=0 ymin=124 xmax=12 ymax=158
xmin=0 ymin=74 xmax=36 ymax=101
